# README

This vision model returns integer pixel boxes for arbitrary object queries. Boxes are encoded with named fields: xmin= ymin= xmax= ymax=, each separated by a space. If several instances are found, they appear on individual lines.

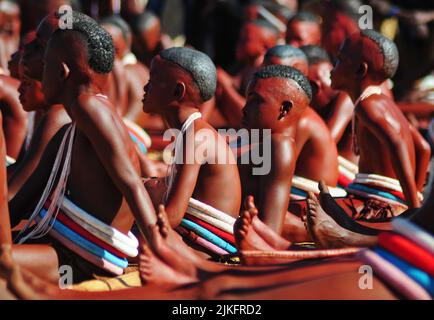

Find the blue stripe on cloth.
xmin=374 ymin=247 xmax=434 ymax=296
xmin=39 ymin=209 xmax=128 ymax=269
xmin=347 ymin=183 xmax=406 ymax=204
xmin=129 ymin=133 xmax=147 ymax=154
xmin=291 ymin=187 xmax=307 ymax=197
xmin=180 ymin=219 xmax=237 ymax=254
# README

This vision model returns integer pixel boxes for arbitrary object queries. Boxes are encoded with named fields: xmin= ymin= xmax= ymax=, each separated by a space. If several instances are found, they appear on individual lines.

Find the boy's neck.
xmin=63 ymin=83 xmax=105 ymax=111
xmin=165 ymin=104 xmax=201 ymax=129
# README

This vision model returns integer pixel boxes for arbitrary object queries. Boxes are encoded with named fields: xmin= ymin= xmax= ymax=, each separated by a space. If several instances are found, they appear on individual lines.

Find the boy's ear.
xmin=61 ymin=62 xmax=70 ymax=80
xmin=278 ymin=100 xmax=293 ymax=120
xmin=174 ymin=81 xmax=186 ymax=101
xmin=356 ymin=62 xmax=368 ymax=79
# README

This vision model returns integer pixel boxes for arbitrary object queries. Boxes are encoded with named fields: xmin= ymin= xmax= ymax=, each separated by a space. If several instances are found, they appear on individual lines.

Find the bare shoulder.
xmin=73 ymin=93 xmax=116 ymax=124
xmin=271 ymin=133 xmax=295 ymax=167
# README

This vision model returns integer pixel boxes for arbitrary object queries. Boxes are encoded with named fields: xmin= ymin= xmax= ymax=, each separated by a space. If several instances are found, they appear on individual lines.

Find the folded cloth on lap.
xmin=186 ymin=206 xmax=234 ymax=234
xmin=188 ymin=198 xmax=236 ymax=226
xmin=185 ymin=214 xmax=235 ymax=244
xmin=177 ymin=226 xmax=229 ymax=256
xmin=392 ymin=218 xmax=434 ymax=255
xmin=290 ymin=175 xmax=347 ymax=200
xmin=48 ymin=227 xmax=124 ymax=276
xmin=357 ymin=249 xmax=431 ymax=300
xmin=180 ymin=219 xmax=237 ymax=254
xmin=374 ymin=247 xmax=434 ymax=296
xmin=38 ymin=209 xmax=128 ymax=271
xmin=61 ymin=197 xmax=139 ymax=255
xmin=378 ymin=232 xmax=434 ymax=276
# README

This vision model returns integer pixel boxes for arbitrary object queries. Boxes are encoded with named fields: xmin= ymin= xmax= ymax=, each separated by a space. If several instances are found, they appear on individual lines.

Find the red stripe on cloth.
xmin=184 ymin=214 xmax=235 ymax=244
xmin=43 ymin=203 xmax=127 ymax=258
xmin=378 ymin=232 xmax=434 ymax=276
xmin=338 ymin=174 xmax=352 ymax=188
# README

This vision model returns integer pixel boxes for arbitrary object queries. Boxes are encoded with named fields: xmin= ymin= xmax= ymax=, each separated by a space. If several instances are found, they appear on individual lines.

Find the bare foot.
xmin=138 ymin=239 xmax=197 ymax=285
xmin=234 ymin=204 xmax=275 ymax=251
xmin=147 ymin=206 xmax=198 ymax=278
xmin=306 ymin=192 xmax=377 ymax=248
xmin=318 ymin=181 xmax=378 ymax=236
xmin=244 ymin=196 xmax=291 ymax=249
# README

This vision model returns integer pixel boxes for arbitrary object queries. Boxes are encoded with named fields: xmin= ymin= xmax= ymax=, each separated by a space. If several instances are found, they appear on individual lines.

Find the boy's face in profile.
xmin=236 ymin=23 xmax=275 ymax=63
xmin=142 ymin=55 xmax=177 ymax=115
xmin=330 ymin=38 xmax=361 ymax=92
xmin=308 ymin=61 xmax=337 ymax=110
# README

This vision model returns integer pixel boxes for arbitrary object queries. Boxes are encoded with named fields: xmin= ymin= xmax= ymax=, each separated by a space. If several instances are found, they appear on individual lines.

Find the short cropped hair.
xmin=361 ymin=29 xmax=399 ymax=78
xmin=159 ymin=47 xmax=217 ymax=101
xmin=254 ymin=65 xmax=312 ymax=101
xmin=265 ymin=45 xmax=307 ymax=62
xmin=52 ymin=11 xmax=115 ymax=74
xmin=300 ymin=45 xmax=330 ymax=65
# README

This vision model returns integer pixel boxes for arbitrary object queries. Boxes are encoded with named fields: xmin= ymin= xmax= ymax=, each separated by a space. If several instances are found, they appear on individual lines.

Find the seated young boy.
xmin=238 ymin=64 xmax=311 ymax=236
xmin=262 ymin=45 xmax=340 ymax=190
xmin=8 ymin=12 xmax=167 ymax=283
xmin=142 ymin=47 xmax=242 ymax=227
xmin=329 ymin=29 xmax=429 ymax=219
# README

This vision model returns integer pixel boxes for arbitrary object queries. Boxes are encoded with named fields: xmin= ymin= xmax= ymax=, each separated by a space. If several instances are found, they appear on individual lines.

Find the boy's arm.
xmin=259 ymin=135 xmax=295 ymax=234
xmin=358 ymin=98 xmax=420 ymax=208
xmin=326 ymin=92 xmax=354 ymax=143
xmin=73 ymin=97 xmax=157 ymax=237
xmin=409 ymin=124 xmax=431 ymax=191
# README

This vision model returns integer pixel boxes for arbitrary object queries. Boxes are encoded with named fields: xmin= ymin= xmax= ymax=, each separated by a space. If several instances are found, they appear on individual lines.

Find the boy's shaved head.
xmin=159 ymin=47 xmax=217 ymax=102
xmin=300 ymin=45 xmax=330 ymax=65
xmin=254 ymin=65 xmax=312 ymax=101
xmin=50 ymin=11 xmax=115 ymax=74
xmin=360 ymin=29 xmax=399 ymax=79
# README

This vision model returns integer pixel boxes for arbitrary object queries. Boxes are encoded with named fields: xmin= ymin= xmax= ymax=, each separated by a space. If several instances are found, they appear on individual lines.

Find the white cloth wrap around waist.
xmin=292 ymin=176 xmax=347 ymax=198
xmin=187 ymin=198 xmax=235 ymax=234
xmin=61 ymin=197 xmax=139 ymax=257
xmin=354 ymin=173 xmax=423 ymax=201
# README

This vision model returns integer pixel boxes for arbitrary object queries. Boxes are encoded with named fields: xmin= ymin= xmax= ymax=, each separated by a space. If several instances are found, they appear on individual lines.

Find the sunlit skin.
xmin=239 ymin=76 xmax=308 ymax=235
xmin=262 ymin=55 xmax=339 ymax=186
xmin=286 ymin=21 xmax=321 ymax=48
xmin=306 ymin=60 xmax=356 ymax=162
xmin=331 ymin=32 xmax=422 ymax=209
xmin=215 ymin=23 xmax=279 ymax=128
xmin=142 ymin=55 xmax=242 ymax=226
